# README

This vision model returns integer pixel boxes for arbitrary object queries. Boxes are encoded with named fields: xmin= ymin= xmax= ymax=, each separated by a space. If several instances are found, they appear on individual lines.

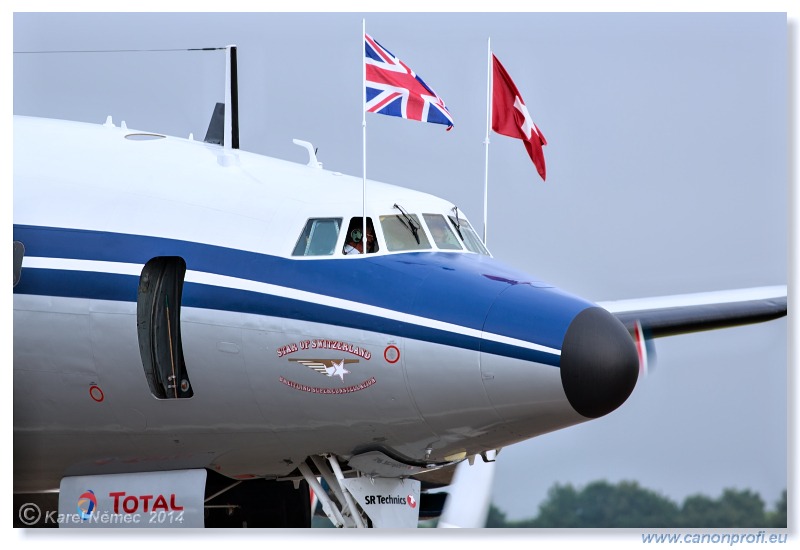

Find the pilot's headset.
xmin=350 ymin=228 xmax=363 ymax=243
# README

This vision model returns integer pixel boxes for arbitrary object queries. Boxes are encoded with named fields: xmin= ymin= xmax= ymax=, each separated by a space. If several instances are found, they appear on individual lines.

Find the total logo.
xmin=109 ymin=491 xmax=185 ymax=514
xmin=364 ymin=494 xmax=418 ymax=508
xmin=76 ymin=490 xmax=97 ymax=521
xmin=77 ymin=489 xmax=185 ymax=517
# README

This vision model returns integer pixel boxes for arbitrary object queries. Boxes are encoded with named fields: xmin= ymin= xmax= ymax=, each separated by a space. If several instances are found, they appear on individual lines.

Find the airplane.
xmin=13 ymin=48 xmax=787 ymax=529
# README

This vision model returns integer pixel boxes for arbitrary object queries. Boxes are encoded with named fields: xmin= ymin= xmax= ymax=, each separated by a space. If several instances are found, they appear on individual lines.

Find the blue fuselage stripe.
xmin=13 ymin=225 xmax=591 ymax=366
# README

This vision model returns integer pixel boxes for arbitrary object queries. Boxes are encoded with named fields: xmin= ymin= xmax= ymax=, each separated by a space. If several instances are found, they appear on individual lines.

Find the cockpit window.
xmin=423 ymin=214 xmax=463 ymax=250
xmin=448 ymin=216 xmax=490 ymax=255
xmin=293 ymin=218 xmax=342 ymax=256
xmin=380 ymin=213 xmax=432 ymax=252
xmin=343 ymin=217 xmax=378 ymax=255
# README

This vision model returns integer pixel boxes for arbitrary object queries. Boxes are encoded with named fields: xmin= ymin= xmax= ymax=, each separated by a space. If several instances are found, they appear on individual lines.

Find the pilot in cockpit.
xmin=343 ymin=217 xmax=377 ymax=255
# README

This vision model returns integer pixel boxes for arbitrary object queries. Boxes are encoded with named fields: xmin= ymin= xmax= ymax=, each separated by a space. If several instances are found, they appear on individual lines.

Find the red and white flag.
xmin=491 ymin=54 xmax=547 ymax=181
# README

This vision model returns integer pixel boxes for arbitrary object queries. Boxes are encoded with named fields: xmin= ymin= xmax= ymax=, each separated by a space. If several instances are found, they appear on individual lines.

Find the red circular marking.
xmin=384 ymin=345 xmax=400 ymax=364
xmin=89 ymin=385 xmax=104 ymax=402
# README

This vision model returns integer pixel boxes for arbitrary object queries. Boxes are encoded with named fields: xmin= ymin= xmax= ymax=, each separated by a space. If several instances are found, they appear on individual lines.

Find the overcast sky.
xmin=7 ymin=4 xmax=796 ymax=539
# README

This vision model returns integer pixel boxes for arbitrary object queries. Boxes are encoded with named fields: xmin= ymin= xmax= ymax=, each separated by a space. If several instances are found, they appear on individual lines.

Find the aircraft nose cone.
xmin=560 ymin=307 xmax=639 ymax=418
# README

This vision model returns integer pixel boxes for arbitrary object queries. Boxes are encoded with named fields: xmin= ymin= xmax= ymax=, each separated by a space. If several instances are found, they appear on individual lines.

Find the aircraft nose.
xmin=560 ymin=307 xmax=639 ymax=418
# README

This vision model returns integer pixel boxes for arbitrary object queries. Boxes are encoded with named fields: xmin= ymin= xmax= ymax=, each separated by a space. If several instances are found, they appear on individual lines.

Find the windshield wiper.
xmin=450 ymin=206 xmax=464 ymax=241
xmin=393 ymin=203 xmax=420 ymax=244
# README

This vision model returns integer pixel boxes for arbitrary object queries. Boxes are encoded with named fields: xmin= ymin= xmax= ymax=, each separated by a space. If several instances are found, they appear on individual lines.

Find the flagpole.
xmin=362 ymin=19 xmax=367 ymax=252
xmin=483 ymin=37 xmax=492 ymax=245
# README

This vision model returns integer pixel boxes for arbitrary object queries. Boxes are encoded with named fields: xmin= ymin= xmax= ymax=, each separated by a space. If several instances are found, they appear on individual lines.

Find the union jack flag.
xmin=364 ymin=33 xmax=454 ymax=129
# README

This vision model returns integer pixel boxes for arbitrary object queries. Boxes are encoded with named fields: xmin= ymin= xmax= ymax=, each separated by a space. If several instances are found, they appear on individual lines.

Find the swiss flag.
xmin=491 ymin=54 xmax=547 ymax=181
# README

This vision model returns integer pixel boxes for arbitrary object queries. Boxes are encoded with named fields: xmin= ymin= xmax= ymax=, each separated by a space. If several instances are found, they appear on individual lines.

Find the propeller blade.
xmin=633 ymin=320 xmax=657 ymax=377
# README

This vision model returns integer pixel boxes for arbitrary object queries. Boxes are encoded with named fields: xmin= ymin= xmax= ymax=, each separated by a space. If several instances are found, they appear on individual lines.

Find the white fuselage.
xmin=15 ymin=116 xmax=628 ymax=492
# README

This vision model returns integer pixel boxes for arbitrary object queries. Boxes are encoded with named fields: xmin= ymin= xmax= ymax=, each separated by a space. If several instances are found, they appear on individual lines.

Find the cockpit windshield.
xmin=292 ymin=218 xmax=342 ymax=256
xmin=448 ymin=215 xmax=489 ymax=255
xmin=291 ymin=210 xmax=489 ymax=258
xmin=423 ymin=214 xmax=462 ymax=250
xmin=343 ymin=217 xmax=378 ymax=255
xmin=380 ymin=213 xmax=432 ymax=252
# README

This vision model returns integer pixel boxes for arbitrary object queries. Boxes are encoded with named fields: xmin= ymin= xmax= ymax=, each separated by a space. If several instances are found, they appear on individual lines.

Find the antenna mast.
xmin=224 ymin=44 xmax=240 ymax=150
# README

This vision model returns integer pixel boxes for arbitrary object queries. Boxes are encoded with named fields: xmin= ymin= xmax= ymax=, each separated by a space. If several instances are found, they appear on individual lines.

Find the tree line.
xmin=484 ymin=480 xmax=787 ymax=528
